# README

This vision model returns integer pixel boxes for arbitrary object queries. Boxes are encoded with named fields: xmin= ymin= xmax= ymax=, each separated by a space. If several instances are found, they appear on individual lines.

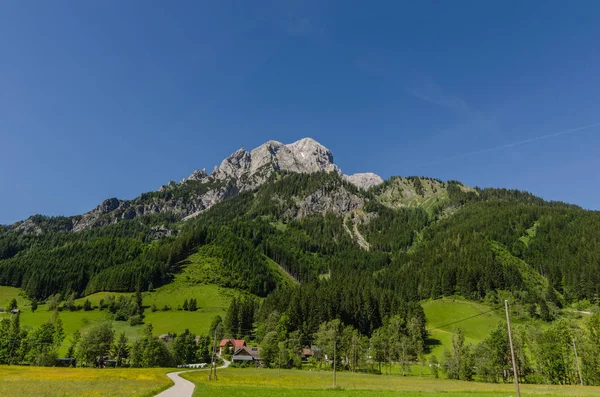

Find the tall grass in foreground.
xmin=0 ymin=366 xmax=172 ymax=397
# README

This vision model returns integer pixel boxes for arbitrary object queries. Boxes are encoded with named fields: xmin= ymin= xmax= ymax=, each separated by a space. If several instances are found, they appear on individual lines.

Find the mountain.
xmin=1 ymin=137 xmax=600 ymax=337
xmin=11 ymin=138 xmax=381 ymax=234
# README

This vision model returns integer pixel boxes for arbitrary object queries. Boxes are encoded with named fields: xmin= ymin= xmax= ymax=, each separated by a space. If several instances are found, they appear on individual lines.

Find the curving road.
xmin=155 ymin=360 xmax=230 ymax=397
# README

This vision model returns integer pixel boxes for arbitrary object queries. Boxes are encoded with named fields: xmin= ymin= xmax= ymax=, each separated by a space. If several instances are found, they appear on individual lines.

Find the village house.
xmin=219 ymin=339 xmax=246 ymax=355
xmin=232 ymin=346 xmax=260 ymax=364
xmin=301 ymin=348 xmax=314 ymax=361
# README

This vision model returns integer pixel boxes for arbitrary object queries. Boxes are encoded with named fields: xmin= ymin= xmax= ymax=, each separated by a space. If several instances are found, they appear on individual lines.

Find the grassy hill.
xmin=422 ymin=297 xmax=503 ymax=358
xmin=0 ymin=252 xmax=236 ymax=355
xmin=2 ymin=284 xmax=505 ymax=359
xmin=0 ymin=285 xmax=30 ymax=308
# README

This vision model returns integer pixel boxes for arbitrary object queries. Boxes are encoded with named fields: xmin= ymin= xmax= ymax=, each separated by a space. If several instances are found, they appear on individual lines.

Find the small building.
xmin=10 ymin=309 xmax=20 ymax=314
xmin=301 ymin=348 xmax=314 ymax=361
xmin=232 ymin=346 xmax=260 ymax=364
xmin=219 ymin=339 xmax=246 ymax=355
xmin=159 ymin=333 xmax=176 ymax=343
xmin=56 ymin=358 xmax=76 ymax=367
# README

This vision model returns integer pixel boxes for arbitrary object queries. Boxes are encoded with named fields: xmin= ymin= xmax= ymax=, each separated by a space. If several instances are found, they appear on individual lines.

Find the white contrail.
xmin=419 ymin=122 xmax=600 ymax=167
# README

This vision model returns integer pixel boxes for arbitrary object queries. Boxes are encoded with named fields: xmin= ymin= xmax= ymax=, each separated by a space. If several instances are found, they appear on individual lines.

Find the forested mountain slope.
xmin=1 ymin=138 xmax=599 ymax=337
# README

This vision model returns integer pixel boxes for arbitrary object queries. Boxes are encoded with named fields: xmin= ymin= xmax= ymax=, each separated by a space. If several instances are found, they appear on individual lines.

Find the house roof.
xmin=219 ymin=339 xmax=246 ymax=348
xmin=233 ymin=346 xmax=260 ymax=359
xmin=302 ymin=348 xmax=314 ymax=356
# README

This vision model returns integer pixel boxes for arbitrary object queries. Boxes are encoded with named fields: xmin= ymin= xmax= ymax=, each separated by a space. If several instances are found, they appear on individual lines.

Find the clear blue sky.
xmin=1 ymin=1 xmax=599 ymax=224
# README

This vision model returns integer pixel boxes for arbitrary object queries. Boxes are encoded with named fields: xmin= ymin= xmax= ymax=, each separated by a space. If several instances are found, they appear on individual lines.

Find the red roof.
xmin=219 ymin=339 xmax=246 ymax=348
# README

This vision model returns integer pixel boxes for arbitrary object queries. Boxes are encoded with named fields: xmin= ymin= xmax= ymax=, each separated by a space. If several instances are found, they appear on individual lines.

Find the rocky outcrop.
xmin=287 ymin=186 xmax=365 ymax=218
xmin=343 ymin=173 xmax=384 ymax=190
xmin=209 ymin=138 xmax=341 ymax=190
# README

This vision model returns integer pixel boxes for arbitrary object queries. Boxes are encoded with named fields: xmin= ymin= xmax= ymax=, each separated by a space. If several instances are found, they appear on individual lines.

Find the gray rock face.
xmin=287 ymin=186 xmax=365 ymax=218
xmin=343 ymin=173 xmax=384 ymax=190
xmin=209 ymin=138 xmax=341 ymax=191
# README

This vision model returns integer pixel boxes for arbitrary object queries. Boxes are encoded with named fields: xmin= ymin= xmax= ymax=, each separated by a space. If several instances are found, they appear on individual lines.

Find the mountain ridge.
xmin=10 ymin=138 xmax=384 ymax=232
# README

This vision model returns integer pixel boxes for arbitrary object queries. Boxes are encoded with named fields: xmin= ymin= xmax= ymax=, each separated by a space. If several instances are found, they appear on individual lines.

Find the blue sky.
xmin=1 ymin=1 xmax=599 ymax=224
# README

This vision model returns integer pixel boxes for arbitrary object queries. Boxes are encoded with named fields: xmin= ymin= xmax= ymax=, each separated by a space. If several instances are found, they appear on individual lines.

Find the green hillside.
xmin=422 ymin=297 xmax=502 ymax=358
xmin=2 ymin=171 xmax=600 ymax=384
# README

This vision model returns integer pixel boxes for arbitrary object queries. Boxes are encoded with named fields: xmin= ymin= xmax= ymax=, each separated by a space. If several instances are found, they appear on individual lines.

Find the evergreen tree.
xmin=66 ymin=330 xmax=81 ymax=360
xmin=111 ymin=332 xmax=130 ymax=367
xmin=7 ymin=298 xmax=17 ymax=312
xmin=223 ymin=298 xmax=240 ymax=337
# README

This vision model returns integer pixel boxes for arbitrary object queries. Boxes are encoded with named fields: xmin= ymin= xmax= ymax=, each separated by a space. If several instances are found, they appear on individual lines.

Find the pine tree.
xmin=111 ymin=332 xmax=130 ymax=367
xmin=7 ymin=298 xmax=17 ymax=312
xmin=189 ymin=298 xmax=197 ymax=312
xmin=183 ymin=299 xmax=189 ymax=311
xmin=31 ymin=298 xmax=38 ymax=313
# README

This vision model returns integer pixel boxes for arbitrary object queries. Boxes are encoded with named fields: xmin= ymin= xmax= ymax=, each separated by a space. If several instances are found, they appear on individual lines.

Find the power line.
xmin=426 ymin=309 xmax=497 ymax=333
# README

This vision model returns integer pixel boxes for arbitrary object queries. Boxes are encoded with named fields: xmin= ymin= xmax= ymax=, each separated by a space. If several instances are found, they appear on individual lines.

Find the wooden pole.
xmin=208 ymin=329 xmax=218 ymax=380
xmin=333 ymin=340 xmax=337 ymax=388
xmin=505 ymin=300 xmax=521 ymax=397
xmin=572 ymin=338 xmax=583 ymax=386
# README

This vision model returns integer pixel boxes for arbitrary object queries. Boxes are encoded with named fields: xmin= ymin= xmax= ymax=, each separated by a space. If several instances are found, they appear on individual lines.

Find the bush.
xmin=115 ymin=309 xmax=128 ymax=321
xmin=129 ymin=315 xmax=143 ymax=326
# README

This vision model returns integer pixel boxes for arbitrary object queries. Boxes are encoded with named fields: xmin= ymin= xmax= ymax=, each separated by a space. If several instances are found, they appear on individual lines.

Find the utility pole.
xmin=572 ymin=338 xmax=583 ymax=386
xmin=208 ymin=329 xmax=218 ymax=380
xmin=505 ymin=300 xmax=521 ymax=397
xmin=333 ymin=340 xmax=337 ymax=388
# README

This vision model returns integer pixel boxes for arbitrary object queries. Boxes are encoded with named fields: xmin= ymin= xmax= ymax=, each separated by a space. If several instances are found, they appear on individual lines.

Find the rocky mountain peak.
xmin=192 ymin=138 xmax=342 ymax=188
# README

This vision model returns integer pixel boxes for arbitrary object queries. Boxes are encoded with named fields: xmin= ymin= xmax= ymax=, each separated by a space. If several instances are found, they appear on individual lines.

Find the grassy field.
xmin=422 ymin=297 xmax=502 ymax=358
xmin=0 ymin=263 xmax=234 ymax=355
xmin=0 ymin=285 xmax=30 ymax=308
xmin=183 ymin=368 xmax=600 ymax=397
xmin=0 ymin=365 xmax=172 ymax=397
xmin=1 ymin=285 xmax=505 ymax=359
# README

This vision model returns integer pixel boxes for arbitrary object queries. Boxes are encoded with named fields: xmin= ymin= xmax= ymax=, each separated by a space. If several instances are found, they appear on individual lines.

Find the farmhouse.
xmin=55 ymin=358 xmax=76 ymax=367
xmin=219 ymin=339 xmax=245 ymax=355
xmin=232 ymin=346 xmax=260 ymax=364
xmin=159 ymin=333 xmax=175 ymax=343
xmin=301 ymin=348 xmax=314 ymax=361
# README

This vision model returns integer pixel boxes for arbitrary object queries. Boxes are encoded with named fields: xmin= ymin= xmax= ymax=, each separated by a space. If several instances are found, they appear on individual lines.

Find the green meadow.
xmin=0 ymin=365 xmax=172 ymax=397
xmin=422 ymin=296 xmax=503 ymax=358
xmin=183 ymin=368 xmax=600 ymax=397
xmin=0 ymin=275 xmax=234 ymax=355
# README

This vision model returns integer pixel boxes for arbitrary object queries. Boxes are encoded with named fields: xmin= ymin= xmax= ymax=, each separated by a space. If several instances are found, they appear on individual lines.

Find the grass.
xmin=0 ymin=285 xmax=30 ymax=309
xmin=519 ymin=221 xmax=539 ymax=247
xmin=183 ymin=368 xmax=600 ymax=397
xmin=422 ymin=297 xmax=502 ymax=358
xmin=0 ymin=251 xmax=236 ymax=355
xmin=0 ymin=365 xmax=173 ymax=397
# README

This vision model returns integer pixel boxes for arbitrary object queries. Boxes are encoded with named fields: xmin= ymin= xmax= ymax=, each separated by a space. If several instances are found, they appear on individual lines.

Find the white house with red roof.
xmin=219 ymin=339 xmax=246 ymax=356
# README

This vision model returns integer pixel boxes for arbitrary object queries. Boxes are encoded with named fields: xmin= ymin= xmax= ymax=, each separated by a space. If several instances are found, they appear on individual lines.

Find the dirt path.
xmin=155 ymin=359 xmax=230 ymax=397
